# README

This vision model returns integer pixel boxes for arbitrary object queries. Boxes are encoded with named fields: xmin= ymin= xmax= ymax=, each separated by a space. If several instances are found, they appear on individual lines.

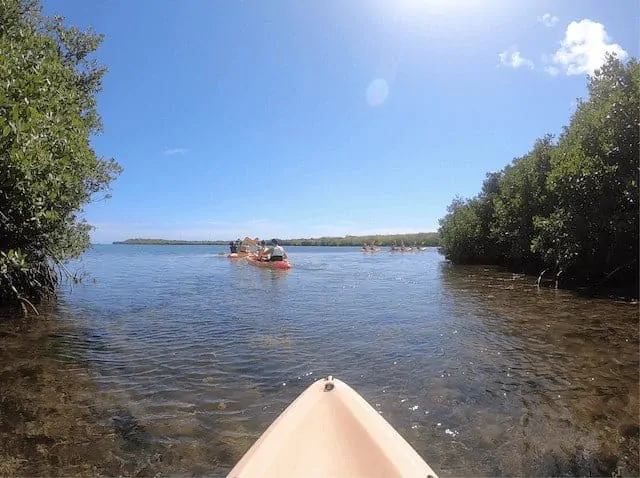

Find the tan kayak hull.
xmin=227 ymin=377 xmax=438 ymax=478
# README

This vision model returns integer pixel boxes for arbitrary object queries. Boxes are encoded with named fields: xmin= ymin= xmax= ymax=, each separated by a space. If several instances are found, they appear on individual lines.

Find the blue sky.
xmin=42 ymin=0 xmax=639 ymax=242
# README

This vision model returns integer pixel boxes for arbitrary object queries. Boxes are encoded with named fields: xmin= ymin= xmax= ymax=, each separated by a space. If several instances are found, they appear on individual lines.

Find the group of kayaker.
xmin=229 ymin=238 xmax=287 ymax=262
xmin=257 ymin=239 xmax=288 ymax=262
xmin=360 ymin=241 xmax=427 ymax=252
xmin=389 ymin=242 xmax=427 ymax=252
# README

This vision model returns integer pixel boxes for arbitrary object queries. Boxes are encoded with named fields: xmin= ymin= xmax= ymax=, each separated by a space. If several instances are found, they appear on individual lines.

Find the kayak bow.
xmin=228 ymin=376 xmax=438 ymax=478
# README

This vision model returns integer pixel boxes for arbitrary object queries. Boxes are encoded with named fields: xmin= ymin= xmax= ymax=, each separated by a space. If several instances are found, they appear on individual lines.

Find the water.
xmin=1 ymin=245 xmax=638 ymax=476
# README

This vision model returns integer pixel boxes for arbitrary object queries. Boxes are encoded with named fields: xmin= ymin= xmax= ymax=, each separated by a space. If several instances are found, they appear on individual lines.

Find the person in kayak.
xmin=263 ymin=239 xmax=287 ymax=262
xmin=229 ymin=241 xmax=238 ymax=254
xmin=257 ymin=240 xmax=268 ymax=260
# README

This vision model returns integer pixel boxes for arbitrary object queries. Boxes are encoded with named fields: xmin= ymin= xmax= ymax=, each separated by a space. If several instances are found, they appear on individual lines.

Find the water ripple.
xmin=41 ymin=245 xmax=640 ymax=476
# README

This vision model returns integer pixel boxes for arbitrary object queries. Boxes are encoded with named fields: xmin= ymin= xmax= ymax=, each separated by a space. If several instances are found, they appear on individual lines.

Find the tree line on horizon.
xmin=277 ymin=232 xmax=439 ymax=247
xmin=438 ymin=54 xmax=638 ymax=294
xmin=113 ymin=232 xmax=440 ymax=247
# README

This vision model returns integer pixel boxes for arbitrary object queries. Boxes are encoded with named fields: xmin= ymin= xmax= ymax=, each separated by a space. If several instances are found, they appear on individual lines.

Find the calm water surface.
xmin=4 ymin=245 xmax=639 ymax=476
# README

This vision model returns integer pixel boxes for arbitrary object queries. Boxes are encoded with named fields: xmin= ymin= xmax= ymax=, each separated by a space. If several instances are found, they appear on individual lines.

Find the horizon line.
xmin=93 ymin=231 xmax=440 ymax=245
xmin=113 ymin=231 xmax=438 ymax=241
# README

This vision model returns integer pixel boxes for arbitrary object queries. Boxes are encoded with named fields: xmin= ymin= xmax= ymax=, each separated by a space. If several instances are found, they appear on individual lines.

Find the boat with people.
xmin=361 ymin=244 xmax=381 ymax=253
xmin=227 ymin=237 xmax=260 ymax=259
xmin=389 ymin=242 xmax=428 ymax=253
xmin=227 ymin=376 xmax=438 ymax=477
xmin=245 ymin=238 xmax=292 ymax=270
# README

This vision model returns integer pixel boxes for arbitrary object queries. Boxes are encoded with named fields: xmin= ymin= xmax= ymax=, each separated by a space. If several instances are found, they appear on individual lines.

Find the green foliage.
xmin=438 ymin=197 xmax=486 ymax=263
xmin=439 ymin=54 xmax=639 ymax=291
xmin=489 ymin=135 xmax=555 ymax=267
xmin=0 ymin=0 xmax=120 ymax=307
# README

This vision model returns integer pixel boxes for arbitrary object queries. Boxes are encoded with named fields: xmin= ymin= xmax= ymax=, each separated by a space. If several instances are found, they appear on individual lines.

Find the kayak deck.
xmin=228 ymin=377 xmax=437 ymax=478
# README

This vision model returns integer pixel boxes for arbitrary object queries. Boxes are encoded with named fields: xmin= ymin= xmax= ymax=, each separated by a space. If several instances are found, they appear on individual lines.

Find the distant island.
xmin=113 ymin=233 xmax=440 ymax=247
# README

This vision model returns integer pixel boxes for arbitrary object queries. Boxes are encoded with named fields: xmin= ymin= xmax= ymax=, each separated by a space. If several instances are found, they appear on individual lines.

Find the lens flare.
xmin=366 ymin=78 xmax=389 ymax=107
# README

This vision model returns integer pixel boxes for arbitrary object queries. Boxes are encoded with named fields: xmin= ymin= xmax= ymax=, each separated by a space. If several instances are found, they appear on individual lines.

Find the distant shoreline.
xmin=112 ymin=233 xmax=440 ymax=247
xmin=112 ymin=240 xmax=227 ymax=246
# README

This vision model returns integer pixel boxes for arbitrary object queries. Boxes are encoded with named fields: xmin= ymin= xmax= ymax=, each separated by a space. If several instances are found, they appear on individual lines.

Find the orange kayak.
xmin=228 ymin=376 xmax=438 ymax=478
xmin=246 ymin=256 xmax=292 ymax=270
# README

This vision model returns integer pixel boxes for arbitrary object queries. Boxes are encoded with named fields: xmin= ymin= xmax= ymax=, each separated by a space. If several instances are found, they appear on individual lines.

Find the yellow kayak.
xmin=228 ymin=376 xmax=438 ymax=478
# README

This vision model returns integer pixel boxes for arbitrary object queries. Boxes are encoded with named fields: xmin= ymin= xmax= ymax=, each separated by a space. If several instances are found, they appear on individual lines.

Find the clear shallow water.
xmin=5 ymin=245 xmax=639 ymax=476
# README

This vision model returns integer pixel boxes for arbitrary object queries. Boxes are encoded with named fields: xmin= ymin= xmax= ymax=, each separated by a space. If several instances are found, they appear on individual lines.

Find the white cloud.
xmin=498 ymin=46 xmax=534 ymax=69
xmin=539 ymin=13 xmax=559 ymax=27
xmin=163 ymin=148 xmax=187 ymax=155
xmin=545 ymin=65 xmax=559 ymax=76
xmin=547 ymin=19 xmax=628 ymax=76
